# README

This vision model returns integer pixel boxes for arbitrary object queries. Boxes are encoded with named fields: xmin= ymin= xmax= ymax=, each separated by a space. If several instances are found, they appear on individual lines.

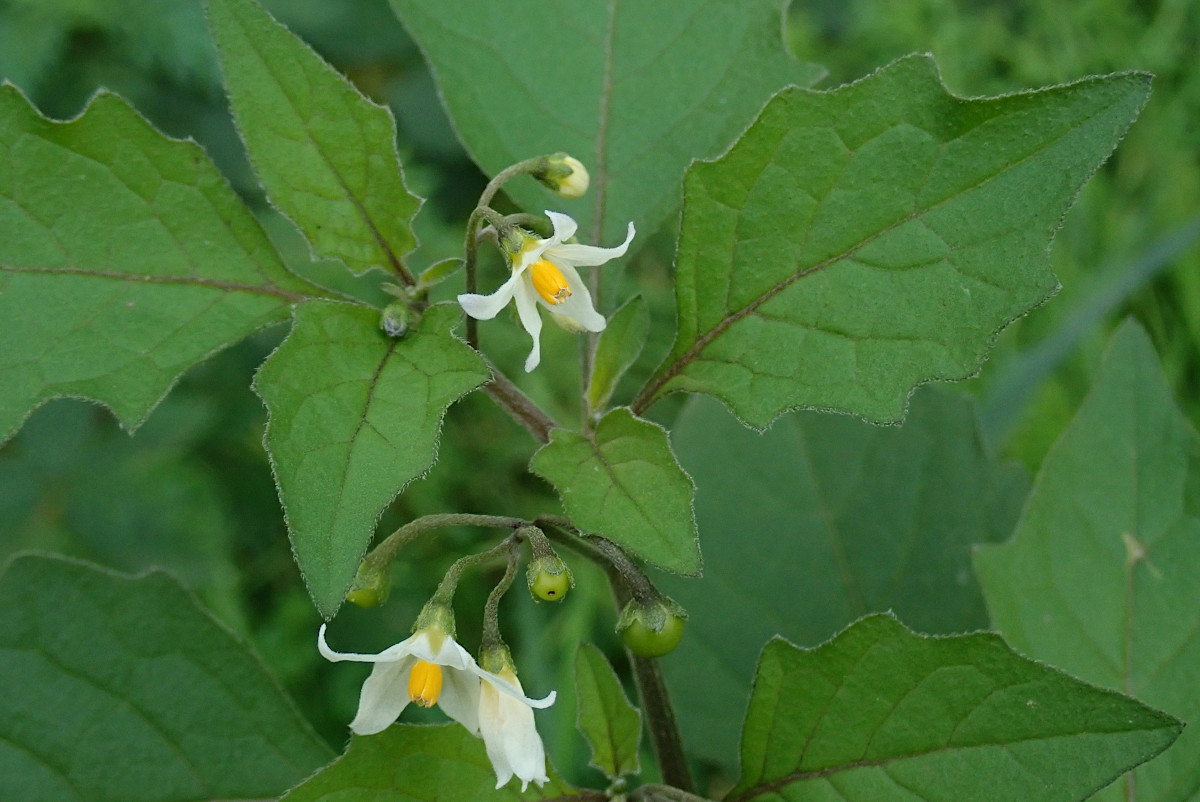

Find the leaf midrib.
xmin=634 ymin=84 xmax=1126 ymax=415
xmin=2 ymin=263 xmax=313 ymax=303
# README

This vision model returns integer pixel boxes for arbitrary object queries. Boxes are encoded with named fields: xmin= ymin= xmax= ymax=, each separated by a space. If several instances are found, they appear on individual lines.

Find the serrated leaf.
xmin=255 ymin=301 xmax=488 ymax=617
xmin=0 ymin=553 xmax=333 ymax=802
xmin=975 ymin=320 xmax=1200 ymax=801
xmin=0 ymin=83 xmax=322 ymax=443
xmin=389 ymin=0 xmax=823 ymax=251
xmin=729 ymin=615 xmax=1181 ymax=802
xmin=206 ymin=0 xmax=421 ymax=279
xmin=574 ymin=643 xmax=641 ymax=779
xmin=282 ymin=723 xmax=572 ymax=801
xmin=661 ymin=387 xmax=1028 ymax=769
xmin=635 ymin=56 xmax=1151 ymax=426
xmin=530 ymin=408 xmax=699 ymax=574
xmin=587 ymin=294 xmax=649 ymax=415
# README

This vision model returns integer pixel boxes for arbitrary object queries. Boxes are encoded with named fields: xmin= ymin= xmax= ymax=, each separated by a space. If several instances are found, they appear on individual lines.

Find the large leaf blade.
xmin=205 ymin=0 xmax=421 ymax=279
xmin=530 ymin=408 xmax=699 ymax=575
xmin=730 ymin=616 xmax=1180 ymax=802
xmin=662 ymin=387 xmax=1027 ymax=769
xmin=282 ymin=723 xmax=572 ymax=801
xmin=975 ymin=320 xmax=1200 ymax=800
xmin=636 ymin=56 xmax=1151 ymax=426
xmin=0 ymin=553 xmax=333 ymax=802
xmin=389 ymin=0 xmax=823 ymax=250
xmin=0 ymin=84 xmax=320 ymax=442
xmin=256 ymin=302 xmax=489 ymax=617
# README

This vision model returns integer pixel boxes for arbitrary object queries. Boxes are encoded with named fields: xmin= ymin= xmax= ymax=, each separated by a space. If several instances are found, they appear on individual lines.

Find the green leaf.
xmin=635 ymin=56 xmax=1151 ymax=426
xmin=574 ymin=643 xmax=641 ymax=779
xmin=975 ymin=320 xmax=1200 ymax=800
xmin=282 ymin=723 xmax=573 ymax=801
xmin=662 ymin=387 xmax=1028 ymax=768
xmin=587 ymin=295 xmax=649 ymax=414
xmin=530 ymin=408 xmax=699 ymax=574
xmin=0 ymin=84 xmax=321 ymax=443
xmin=255 ymin=301 xmax=489 ymax=617
xmin=388 ymin=0 xmax=823 ymax=249
xmin=205 ymin=0 xmax=421 ymax=279
xmin=730 ymin=615 xmax=1181 ymax=802
xmin=0 ymin=553 xmax=333 ymax=802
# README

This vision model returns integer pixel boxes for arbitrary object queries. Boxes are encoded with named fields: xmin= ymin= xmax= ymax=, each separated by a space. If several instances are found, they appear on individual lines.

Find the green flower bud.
xmin=380 ymin=300 xmax=410 ymax=338
xmin=617 ymin=596 xmax=687 ymax=658
xmin=532 ymin=153 xmax=589 ymax=199
xmin=526 ymin=554 xmax=573 ymax=602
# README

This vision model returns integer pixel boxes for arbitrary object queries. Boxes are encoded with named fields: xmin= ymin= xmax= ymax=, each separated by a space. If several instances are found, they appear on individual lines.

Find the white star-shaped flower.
xmin=458 ymin=211 xmax=635 ymax=372
xmin=317 ymin=624 xmax=555 ymax=739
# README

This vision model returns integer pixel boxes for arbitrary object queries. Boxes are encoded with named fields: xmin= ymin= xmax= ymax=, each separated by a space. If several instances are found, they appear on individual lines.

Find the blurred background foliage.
xmin=1 ymin=0 xmax=1197 ymax=791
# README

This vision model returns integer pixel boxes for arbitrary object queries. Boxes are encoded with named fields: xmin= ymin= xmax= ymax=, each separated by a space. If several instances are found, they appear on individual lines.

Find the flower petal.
xmin=548 ymin=221 xmax=635 ymax=267
xmin=458 ymin=273 xmax=520 ymax=320
xmin=546 ymin=262 xmax=606 ymax=332
xmin=543 ymin=210 xmax=577 ymax=243
xmin=479 ymin=681 xmax=548 ymax=791
xmin=318 ymin=624 xmax=419 ymax=664
xmin=349 ymin=657 xmax=416 ymax=735
xmin=514 ymin=282 xmax=543 ymax=372
xmin=438 ymin=665 xmax=483 ymax=735
xmin=478 ymin=684 xmax=515 ymax=789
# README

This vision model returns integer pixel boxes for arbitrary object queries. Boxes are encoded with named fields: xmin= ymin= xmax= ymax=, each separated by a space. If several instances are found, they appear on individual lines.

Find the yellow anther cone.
xmin=407 ymin=659 xmax=443 ymax=707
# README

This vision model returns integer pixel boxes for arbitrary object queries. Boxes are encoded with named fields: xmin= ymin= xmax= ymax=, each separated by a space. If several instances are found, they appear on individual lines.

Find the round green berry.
xmin=621 ymin=614 xmax=685 ymax=657
xmin=530 ymin=569 xmax=571 ymax=602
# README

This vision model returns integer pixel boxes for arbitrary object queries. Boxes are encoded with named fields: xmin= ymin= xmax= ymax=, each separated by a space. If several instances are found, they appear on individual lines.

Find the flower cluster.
xmin=459 ymin=211 xmax=635 ymax=372
xmin=319 ymin=622 xmax=555 ymax=790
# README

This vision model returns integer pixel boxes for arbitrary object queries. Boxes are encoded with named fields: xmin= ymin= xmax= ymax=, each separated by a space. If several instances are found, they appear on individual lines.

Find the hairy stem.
xmin=538 ymin=521 xmax=694 ymax=791
xmin=363 ymin=513 xmax=524 ymax=575
xmin=483 ymin=366 xmax=558 ymax=442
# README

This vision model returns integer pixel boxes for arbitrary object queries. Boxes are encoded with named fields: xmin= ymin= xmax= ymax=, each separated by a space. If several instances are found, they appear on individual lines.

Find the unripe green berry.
xmin=621 ymin=613 xmax=685 ymax=657
xmin=616 ymin=596 xmax=687 ymax=658
xmin=526 ymin=554 xmax=572 ymax=602
xmin=531 ymin=569 xmax=570 ymax=602
xmin=345 ymin=585 xmax=384 ymax=608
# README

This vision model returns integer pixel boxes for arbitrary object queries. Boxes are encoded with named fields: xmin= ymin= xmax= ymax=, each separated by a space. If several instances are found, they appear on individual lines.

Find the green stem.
xmin=462 ymin=205 xmax=510 ymax=349
xmin=363 ymin=513 xmax=524 ymax=577
xmin=537 ymin=521 xmax=694 ymax=791
xmin=480 ymin=541 xmax=522 ymax=649
xmin=430 ymin=533 xmax=521 ymax=609
xmin=483 ymin=365 xmax=558 ymax=442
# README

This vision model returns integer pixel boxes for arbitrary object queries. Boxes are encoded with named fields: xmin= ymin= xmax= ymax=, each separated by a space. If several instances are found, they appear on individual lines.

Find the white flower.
xmin=317 ymin=624 xmax=555 ymax=739
xmin=458 ymin=211 xmax=635 ymax=372
xmin=479 ymin=666 xmax=550 ymax=790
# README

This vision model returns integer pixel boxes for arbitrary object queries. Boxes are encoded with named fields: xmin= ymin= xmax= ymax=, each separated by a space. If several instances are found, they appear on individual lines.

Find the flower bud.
xmin=533 ymin=153 xmax=589 ymax=199
xmin=380 ymin=300 xmax=410 ymax=338
xmin=617 ymin=596 xmax=687 ymax=658
xmin=526 ymin=554 xmax=573 ymax=602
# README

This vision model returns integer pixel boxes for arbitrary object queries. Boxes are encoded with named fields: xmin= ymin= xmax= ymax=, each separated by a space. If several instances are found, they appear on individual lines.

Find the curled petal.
xmin=459 ymin=273 xmax=521 ymax=320
xmin=543 ymin=210 xmax=577 ymax=243
xmin=550 ymin=221 xmax=635 ymax=267
xmin=319 ymin=624 xmax=419 ymax=664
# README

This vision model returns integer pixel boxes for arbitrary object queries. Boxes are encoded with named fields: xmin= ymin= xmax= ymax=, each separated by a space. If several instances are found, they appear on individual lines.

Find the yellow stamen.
xmin=529 ymin=259 xmax=572 ymax=305
xmin=408 ymin=660 xmax=443 ymax=707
